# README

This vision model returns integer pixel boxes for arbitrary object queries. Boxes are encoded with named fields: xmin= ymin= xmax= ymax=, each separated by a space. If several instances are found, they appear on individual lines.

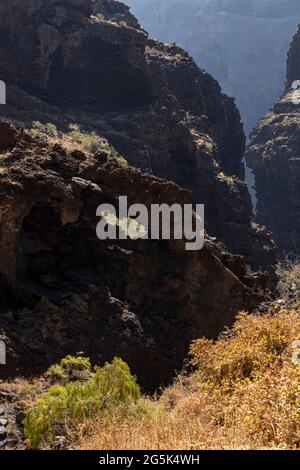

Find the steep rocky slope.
xmin=0 ymin=121 xmax=263 ymax=389
xmin=246 ymin=25 xmax=300 ymax=257
xmin=0 ymin=0 xmax=276 ymax=273
xmin=127 ymin=0 xmax=300 ymax=133
xmin=0 ymin=0 xmax=278 ymax=388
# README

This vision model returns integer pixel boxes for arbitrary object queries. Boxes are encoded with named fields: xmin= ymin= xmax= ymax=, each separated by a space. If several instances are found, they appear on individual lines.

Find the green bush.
xmin=117 ymin=156 xmax=128 ymax=167
xmin=45 ymin=355 xmax=91 ymax=384
xmin=31 ymin=121 xmax=58 ymax=138
xmin=67 ymin=130 xmax=104 ymax=154
xmin=45 ymin=364 xmax=68 ymax=385
xmin=31 ymin=120 xmax=43 ymax=134
xmin=35 ymin=297 xmax=60 ymax=315
xmin=60 ymin=355 xmax=91 ymax=374
xmin=65 ymin=294 xmax=89 ymax=315
xmin=24 ymin=358 xmax=140 ymax=449
xmin=45 ymin=123 xmax=58 ymax=138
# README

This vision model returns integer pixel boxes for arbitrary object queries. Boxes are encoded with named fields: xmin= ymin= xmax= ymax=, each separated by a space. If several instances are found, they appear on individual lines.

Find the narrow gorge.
xmin=246 ymin=25 xmax=300 ymax=257
xmin=127 ymin=0 xmax=300 ymax=133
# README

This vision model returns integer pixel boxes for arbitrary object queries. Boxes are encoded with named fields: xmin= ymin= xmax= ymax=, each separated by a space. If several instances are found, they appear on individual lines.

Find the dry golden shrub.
xmin=77 ymin=306 xmax=300 ymax=450
xmin=277 ymin=260 xmax=300 ymax=302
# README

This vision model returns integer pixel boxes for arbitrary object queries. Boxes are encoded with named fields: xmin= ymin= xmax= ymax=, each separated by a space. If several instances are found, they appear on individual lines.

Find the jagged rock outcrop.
xmin=0 ymin=121 xmax=264 ymax=389
xmin=127 ymin=0 xmax=300 ymax=133
xmin=0 ymin=0 xmax=276 ymax=274
xmin=246 ymin=25 xmax=300 ymax=256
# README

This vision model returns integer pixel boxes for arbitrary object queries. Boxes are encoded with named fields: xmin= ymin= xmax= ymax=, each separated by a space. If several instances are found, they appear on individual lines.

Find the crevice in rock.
xmin=17 ymin=205 xmax=98 ymax=304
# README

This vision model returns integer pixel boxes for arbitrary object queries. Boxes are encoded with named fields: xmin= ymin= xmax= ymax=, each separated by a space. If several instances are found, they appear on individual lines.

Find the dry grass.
xmin=277 ymin=260 xmax=300 ymax=303
xmin=76 ymin=401 xmax=254 ymax=450
xmin=0 ymin=377 xmax=40 ymax=399
xmin=30 ymin=121 xmax=115 ymax=155
xmin=76 ymin=306 xmax=300 ymax=451
xmin=3 ymin=302 xmax=300 ymax=450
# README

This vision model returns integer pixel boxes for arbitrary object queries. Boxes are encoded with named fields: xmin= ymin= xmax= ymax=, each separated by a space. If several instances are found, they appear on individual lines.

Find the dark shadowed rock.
xmin=246 ymin=24 xmax=300 ymax=257
xmin=0 ymin=427 xmax=7 ymax=441
xmin=0 ymin=0 xmax=277 ymax=275
xmin=0 ymin=121 xmax=267 ymax=389
xmin=126 ymin=0 xmax=300 ymax=134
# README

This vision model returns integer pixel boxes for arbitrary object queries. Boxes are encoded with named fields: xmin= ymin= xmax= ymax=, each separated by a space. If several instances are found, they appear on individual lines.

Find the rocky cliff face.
xmin=0 ymin=1 xmax=278 ymax=387
xmin=0 ymin=0 xmax=276 ymax=274
xmin=127 ymin=0 xmax=300 ymax=134
xmin=0 ymin=121 xmax=263 ymax=389
xmin=246 ymin=25 xmax=300 ymax=257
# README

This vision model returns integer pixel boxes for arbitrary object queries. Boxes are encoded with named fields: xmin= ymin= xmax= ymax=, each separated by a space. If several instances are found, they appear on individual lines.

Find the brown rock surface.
xmin=0 ymin=0 xmax=276 ymax=273
xmin=0 ymin=121 xmax=265 ymax=389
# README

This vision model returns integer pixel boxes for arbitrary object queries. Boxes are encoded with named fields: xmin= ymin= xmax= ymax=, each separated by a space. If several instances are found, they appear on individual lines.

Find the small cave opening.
xmin=17 ymin=205 xmax=100 ymax=304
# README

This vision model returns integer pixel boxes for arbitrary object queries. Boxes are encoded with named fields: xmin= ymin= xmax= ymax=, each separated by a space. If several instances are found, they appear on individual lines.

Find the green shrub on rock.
xmin=45 ymin=355 xmax=92 ymax=385
xmin=24 ymin=358 xmax=140 ymax=449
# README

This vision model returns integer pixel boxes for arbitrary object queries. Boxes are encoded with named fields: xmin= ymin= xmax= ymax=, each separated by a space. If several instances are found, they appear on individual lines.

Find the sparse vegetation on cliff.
xmin=277 ymin=260 xmax=300 ymax=303
xmin=0 ymin=0 xmax=298 ymax=454
xmin=45 ymin=355 xmax=92 ymax=385
xmin=23 ymin=358 xmax=140 ymax=449
xmin=29 ymin=121 xmax=129 ymax=165
xmin=18 ymin=304 xmax=300 ymax=450
xmin=77 ymin=306 xmax=300 ymax=451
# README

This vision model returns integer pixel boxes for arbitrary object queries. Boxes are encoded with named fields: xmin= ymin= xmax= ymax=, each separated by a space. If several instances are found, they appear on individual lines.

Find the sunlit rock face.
xmin=246 ymin=25 xmax=300 ymax=257
xmin=126 ymin=0 xmax=300 ymax=134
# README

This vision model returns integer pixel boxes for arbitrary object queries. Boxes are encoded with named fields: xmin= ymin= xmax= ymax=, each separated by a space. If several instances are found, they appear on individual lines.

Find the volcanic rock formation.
xmin=0 ymin=0 xmax=276 ymax=274
xmin=246 ymin=24 xmax=300 ymax=257
xmin=0 ymin=121 xmax=264 ymax=389
xmin=126 ymin=0 xmax=300 ymax=134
